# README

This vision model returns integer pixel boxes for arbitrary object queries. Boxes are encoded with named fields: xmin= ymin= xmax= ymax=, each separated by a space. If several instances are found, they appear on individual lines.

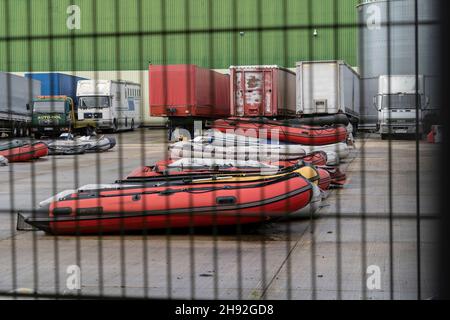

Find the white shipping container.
xmin=296 ymin=61 xmax=360 ymax=120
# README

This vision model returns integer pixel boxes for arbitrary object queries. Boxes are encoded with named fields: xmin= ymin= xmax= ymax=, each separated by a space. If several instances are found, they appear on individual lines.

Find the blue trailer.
xmin=25 ymin=73 xmax=86 ymax=105
xmin=24 ymin=73 xmax=94 ymax=137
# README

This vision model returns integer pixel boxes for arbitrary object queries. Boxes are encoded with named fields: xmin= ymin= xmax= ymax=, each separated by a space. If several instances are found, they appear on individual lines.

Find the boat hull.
xmin=26 ymin=173 xmax=313 ymax=235
xmin=213 ymin=118 xmax=348 ymax=146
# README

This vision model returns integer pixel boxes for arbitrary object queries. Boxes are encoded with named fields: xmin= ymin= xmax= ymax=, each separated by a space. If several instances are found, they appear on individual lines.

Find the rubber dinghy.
xmin=22 ymin=172 xmax=314 ymax=235
xmin=122 ymin=158 xmax=321 ymax=186
xmin=47 ymin=135 xmax=116 ymax=155
xmin=0 ymin=140 xmax=48 ymax=162
xmin=169 ymin=141 xmax=306 ymax=161
xmin=212 ymin=118 xmax=348 ymax=146
xmin=188 ymin=130 xmax=339 ymax=165
xmin=0 ymin=155 xmax=8 ymax=166
xmin=300 ymin=143 xmax=350 ymax=160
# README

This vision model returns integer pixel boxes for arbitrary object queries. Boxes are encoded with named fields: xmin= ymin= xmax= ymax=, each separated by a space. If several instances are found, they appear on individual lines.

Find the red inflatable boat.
xmin=31 ymin=142 xmax=49 ymax=159
xmin=23 ymin=173 xmax=313 ymax=235
xmin=124 ymin=152 xmax=328 ymax=181
xmin=0 ymin=140 xmax=48 ymax=162
xmin=213 ymin=118 xmax=347 ymax=145
xmin=316 ymin=168 xmax=332 ymax=190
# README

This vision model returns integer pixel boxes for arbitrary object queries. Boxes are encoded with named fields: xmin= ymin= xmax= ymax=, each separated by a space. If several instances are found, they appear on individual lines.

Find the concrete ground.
xmin=0 ymin=129 xmax=440 ymax=299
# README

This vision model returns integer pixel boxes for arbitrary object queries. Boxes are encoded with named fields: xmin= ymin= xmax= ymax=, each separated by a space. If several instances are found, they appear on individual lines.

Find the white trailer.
xmin=0 ymin=72 xmax=41 ymax=137
xmin=76 ymin=80 xmax=142 ymax=132
xmin=296 ymin=60 xmax=360 ymax=129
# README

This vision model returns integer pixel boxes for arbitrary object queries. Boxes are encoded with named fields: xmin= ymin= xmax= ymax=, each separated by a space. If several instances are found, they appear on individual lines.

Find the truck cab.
xmin=375 ymin=75 xmax=428 ymax=140
xmin=31 ymin=95 xmax=95 ymax=138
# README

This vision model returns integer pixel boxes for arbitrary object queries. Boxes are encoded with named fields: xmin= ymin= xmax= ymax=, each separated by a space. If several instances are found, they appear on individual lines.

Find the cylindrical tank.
xmin=357 ymin=0 xmax=440 ymax=127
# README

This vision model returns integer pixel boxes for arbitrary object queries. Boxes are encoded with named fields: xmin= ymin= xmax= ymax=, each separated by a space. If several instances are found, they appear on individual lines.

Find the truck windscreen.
xmin=381 ymin=94 xmax=422 ymax=109
xmin=79 ymin=96 xmax=110 ymax=108
xmin=33 ymin=101 xmax=66 ymax=113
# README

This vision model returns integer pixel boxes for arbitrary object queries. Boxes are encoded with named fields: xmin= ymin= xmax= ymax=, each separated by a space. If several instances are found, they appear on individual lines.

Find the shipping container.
xmin=0 ymin=72 xmax=41 ymax=136
xmin=149 ymin=64 xmax=230 ymax=141
xmin=230 ymin=66 xmax=296 ymax=118
xmin=24 ymin=73 xmax=87 ymax=107
xmin=296 ymin=60 xmax=360 ymax=125
xmin=150 ymin=64 xmax=230 ymax=118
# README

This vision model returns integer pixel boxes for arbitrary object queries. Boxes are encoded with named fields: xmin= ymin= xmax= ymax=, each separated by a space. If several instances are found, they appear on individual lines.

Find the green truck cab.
xmin=31 ymin=95 xmax=96 ymax=138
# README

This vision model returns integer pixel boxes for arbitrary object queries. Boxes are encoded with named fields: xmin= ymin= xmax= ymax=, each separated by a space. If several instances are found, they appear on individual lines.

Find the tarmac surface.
xmin=0 ymin=129 xmax=440 ymax=299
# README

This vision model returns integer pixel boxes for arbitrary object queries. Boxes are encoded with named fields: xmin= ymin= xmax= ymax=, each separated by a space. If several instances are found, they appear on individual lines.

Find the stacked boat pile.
xmin=20 ymin=117 xmax=352 ymax=235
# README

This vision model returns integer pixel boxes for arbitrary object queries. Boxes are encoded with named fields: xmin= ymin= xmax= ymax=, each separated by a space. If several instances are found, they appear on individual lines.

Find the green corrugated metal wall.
xmin=0 ymin=0 xmax=359 ymax=72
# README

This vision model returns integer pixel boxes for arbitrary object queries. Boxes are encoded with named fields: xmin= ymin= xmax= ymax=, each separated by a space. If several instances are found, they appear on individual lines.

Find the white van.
xmin=76 ymin=80 xmax=142 ymax=132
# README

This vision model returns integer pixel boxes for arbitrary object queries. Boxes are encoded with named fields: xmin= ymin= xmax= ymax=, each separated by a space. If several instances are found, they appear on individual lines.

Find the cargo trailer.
xmin=296 ymin=60 xmax=360 ymax=130
xmin=149 ymin=64 xmax=230 ymax=141
xmin=230 ymin=65 xmax=296 ymax=118
xmin=24 ymin=73 xmax=93 ymax=137
xmin=0 ymin=72 xmax=41 ymax=137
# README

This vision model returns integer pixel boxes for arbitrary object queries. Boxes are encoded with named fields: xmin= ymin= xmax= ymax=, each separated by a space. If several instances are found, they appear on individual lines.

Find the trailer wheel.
xmin=113 ymin=119 xmax=118 ymax=133
xmin=381 ymin=134 xmax=389 ymax=141
xmin=131 ymin=119 xmax=135 ymax=131
xmin=11 ymin=124 xmax=18 ymax=138
xmin=170 ymin=127 xmax=191 ymax=142
xmin=18 ymin=125 xmax=24 ymax=137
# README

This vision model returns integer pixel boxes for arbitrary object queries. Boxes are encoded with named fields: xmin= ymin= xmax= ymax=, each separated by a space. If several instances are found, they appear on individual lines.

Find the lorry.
xmin=77 ymin=80 xmax=142 ymax=132
xmin=230 ymin=65 xmax=296 ymax=118
xmin=24 ymin=73 xmax=94 ymax=138
xmin=375 ymin=75 xmax=428 ymax=140
xmin=150 ymin=64 xmax=230 ymax=141
xmin=296 ymin=60 xmax=361 ymax=131
xmin=0 ymin=72 xmax=41 ymax=137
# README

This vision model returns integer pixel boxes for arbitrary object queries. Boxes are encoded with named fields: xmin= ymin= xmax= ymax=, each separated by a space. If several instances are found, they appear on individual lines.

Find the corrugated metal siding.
xmin=0 ymin=0 xmax=359 ymax=72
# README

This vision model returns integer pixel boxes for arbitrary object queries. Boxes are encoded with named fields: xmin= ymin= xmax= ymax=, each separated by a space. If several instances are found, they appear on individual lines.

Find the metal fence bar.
xmin=414 ymin=0 xmax=422 ymax=300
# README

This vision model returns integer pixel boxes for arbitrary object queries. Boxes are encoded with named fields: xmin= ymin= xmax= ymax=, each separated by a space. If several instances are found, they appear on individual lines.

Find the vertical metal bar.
xmin=231 ymin=0 xmax=243 ymax=300
xmin=183 ymin=0 xmax=196 ymax=300
xmin=386 ymin=0 xmax=394 ymax=300
xmin=67 ymin=0 xmax=82 ymax=298
xmin=159 ymin=0 xmax=172 ymax=300
xmin=136 ymin=0 xmax=150 ymax=300
xmin=306 ymin=0 xmax=317 ymax=300
xmin=281 ymin=0 xmax=292 ymax=301
xmin=256 ymin=0 xmax=267 ymax=300
xmin=359 ymin=1 xmax=368 ymax=301
xmin=91 ymin=0 xmax=105 ymax=298
xmin=113 ymin=0 xmax=127 ymax=299
xmin=3 ymin=0 xmax=17 ymax=298
xmin=414 ymin=0 xmax=422 ymax=300
xmin=333 ymin=0 xmax=342 ymax=300
xmin=44 ymin=0 xmax=62 ymax=298
xmin=207 ymin=0 xmax=220 ymax=301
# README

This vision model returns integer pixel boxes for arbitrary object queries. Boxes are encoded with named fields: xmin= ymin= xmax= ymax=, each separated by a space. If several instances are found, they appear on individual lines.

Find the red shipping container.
xmin=230 ymin=65 xmax=296 ymax=118
xmin=149 ymin=64 xmax=230 ymax=118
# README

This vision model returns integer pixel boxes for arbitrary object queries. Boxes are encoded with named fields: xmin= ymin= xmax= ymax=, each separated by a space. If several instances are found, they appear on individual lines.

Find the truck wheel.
xmin=131 ymin=119 xmax=135 ymax=131
xmin=381 ymin=134 xmax=389 ymax=141
xmin=113 ymin=119 xmax=118 ymax=133
xmin=34 ymin=133 xmax=42 ymax=139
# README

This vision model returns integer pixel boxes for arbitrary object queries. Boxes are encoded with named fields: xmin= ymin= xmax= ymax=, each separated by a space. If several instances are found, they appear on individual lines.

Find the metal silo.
xmin=357 ymin=0 xmax=440 ymax=128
